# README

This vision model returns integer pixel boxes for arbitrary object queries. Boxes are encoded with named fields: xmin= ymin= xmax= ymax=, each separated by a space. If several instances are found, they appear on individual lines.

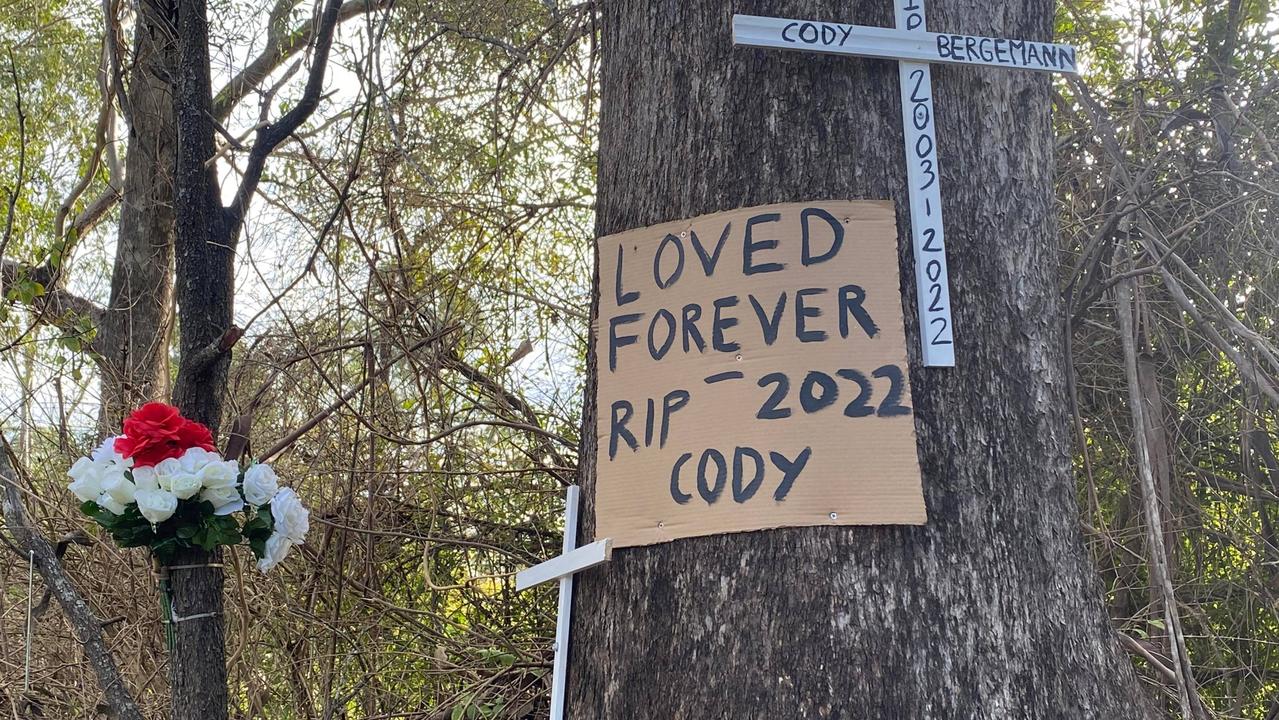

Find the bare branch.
xmin=445 ymin=352 xmax=574 ymax=474
xmin=1115 ymin=267 xmax=1207 ymax=720
xmin=1069 ymin=75 xmax=1279 ymax=407
xmin=212 ymin=0 xmax=390 ymax=124
xmin=1117 ymin=632 xmax=1178 ymax=684
xmin=183 ymin=324 xmax=244 ymax=376
xmin=0 ymin=446 xmax=145 ymax=720
xmin=1 ymin=50 xmax=26 ymax=263
xmin=257 ymin=330 xmax=455 ymax=462
xmin=71 ymin=187 xmax=122 ymax=237
xmin=104 ymin=0 xmax=132 ymax=128
xmin=99 ymin=0 xmax=123 ymax=185
xmin=226 ymin=0 xmax=348 ymax=229
xmin=53 ymin=33 xmax=118 ymax=244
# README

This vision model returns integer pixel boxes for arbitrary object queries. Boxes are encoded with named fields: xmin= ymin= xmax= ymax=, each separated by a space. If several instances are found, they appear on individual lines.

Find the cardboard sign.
xmin=594 ymin=200 xmax=925 ymax=547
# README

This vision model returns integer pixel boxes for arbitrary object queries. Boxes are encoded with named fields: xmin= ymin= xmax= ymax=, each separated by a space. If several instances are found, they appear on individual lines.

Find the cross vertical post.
xmin=515 ymin=486 xmax=613 ymax=720
xmin=894 ymin=0 xmax=955 ymax=367
xmin=548 ymin=485 xmax=579 ymax=720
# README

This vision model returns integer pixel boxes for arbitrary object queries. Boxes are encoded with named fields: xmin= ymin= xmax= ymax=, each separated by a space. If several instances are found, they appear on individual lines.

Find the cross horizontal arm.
xmin=516 ymin=538 xmax=613 ymax=591
xmin=733 ymin=15 xmax=1079 ymax=75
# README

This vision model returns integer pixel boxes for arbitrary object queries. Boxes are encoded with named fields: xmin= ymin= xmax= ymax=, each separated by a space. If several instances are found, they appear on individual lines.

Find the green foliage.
xmin=240 ymin=502 xmax=275 ymax=558
xmin=81 ymin=491 xmax=273 ymax=564
xmin=1058 ymin=1 xmax=1279 ymax=717
xmin=0 ymin=0 xmax=104 ymax=245
xmin=81 ymin=500 xmax=156 ymax=548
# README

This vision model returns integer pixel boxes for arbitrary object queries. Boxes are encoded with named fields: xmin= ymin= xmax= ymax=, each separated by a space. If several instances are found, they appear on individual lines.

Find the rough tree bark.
xmin=567 ymin=1 xmax=1157 ymax=718
xmin=95 ymin=0 xmax=178 ymax=431
xmin=168 ymin=0 xmax=233 ymax=715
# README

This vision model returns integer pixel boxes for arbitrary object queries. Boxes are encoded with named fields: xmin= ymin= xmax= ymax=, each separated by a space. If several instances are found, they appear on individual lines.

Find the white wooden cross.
xmin=734 ymin=3 xmax=1080 ymax=367
xmin=516 ymin=486 xmax=612 ymax=720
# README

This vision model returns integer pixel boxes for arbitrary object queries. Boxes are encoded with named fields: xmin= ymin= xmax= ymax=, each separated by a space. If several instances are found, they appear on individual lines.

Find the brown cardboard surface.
xmin=594 ymin=200 xmax=926 ymax=547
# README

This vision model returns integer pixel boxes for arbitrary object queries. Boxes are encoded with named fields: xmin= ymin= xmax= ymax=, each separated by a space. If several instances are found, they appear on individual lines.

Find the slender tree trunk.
xmin=161 ymin=0 xmax=341 ymax=712
xmin=567 ymin=2 xmax=1156 ymax=718
xmin=165 ymin=545 xmax=227 ymax=720
xmin=171 ymin=0 xmax=234 ymax=432
xmin=168 ymin=0 xmax=233 ymax=716
xmin=5 ymin=0 xmax=352 ymax=715
xmin=96 ymin=0 xmax=177 ymax=432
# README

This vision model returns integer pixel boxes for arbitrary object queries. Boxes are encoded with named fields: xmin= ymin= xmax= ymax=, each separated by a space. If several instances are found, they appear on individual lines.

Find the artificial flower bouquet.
xmin=66 ymin=402 xmax=308 ymax=572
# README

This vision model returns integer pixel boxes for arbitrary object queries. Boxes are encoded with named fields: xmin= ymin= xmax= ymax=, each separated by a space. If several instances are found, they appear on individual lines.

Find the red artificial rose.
xmin=113 ymin=402 xmax=215 ymax=467
xmin=123 ymin=402 xmax=181 ymax=435
xmin=175 ymin=419 xmax=216 ymax=452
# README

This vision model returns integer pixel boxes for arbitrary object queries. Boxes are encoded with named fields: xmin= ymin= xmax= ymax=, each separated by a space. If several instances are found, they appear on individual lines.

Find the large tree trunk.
xmin=567 ymin=1 xmax=1156 ymax=718
xmin=96 ymin=0 xmax=177 ymax=432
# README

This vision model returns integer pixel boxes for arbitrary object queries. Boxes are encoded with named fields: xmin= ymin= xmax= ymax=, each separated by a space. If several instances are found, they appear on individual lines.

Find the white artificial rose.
xmin=179 ymin=447 xmax=220 ymax=474
xmin=68 ymin=477 xmax=102 ymax=503
xmin=242 ymin=463 xmax=279 ymax=507
xmin=67 ymin=458 xmax=104 ymax=502
xmin=91 ymin=436 xmax=131 ymax=467
xmin=198 ymin=459 xmax=240 ymax=490
xmin=196 ymin=458 xmax=243 ymax=514
xmin=154 ymin=457 xmax=202 ymax=500
xmin=201 ymin=485 xmax=244 ymax=516
xmin=70 ymin=440 xmax=136 ymax=505
xmin=95 ymin=492 xmax=127 ymax=515
xmin=90 ymin=437 xmax=115 ymax=462
xmin=130 ymin=465 xmax=159 ymax=491
xmin=167 ymin=472 xmax=203 ymax=500
xmin=256 ymin=532 xmax=294 ymax=573
xmin=269 ymin=488 xmax=309 ymax=543
xmin=135 ymin=488 xmax=178 ymax=523
xmin=68 ymin=456 xmax=101 ymax=482
xmin=100 ymin=471 xmax=137 ymax=505
xmin=68 ymin=456 xmax=95 ymax=479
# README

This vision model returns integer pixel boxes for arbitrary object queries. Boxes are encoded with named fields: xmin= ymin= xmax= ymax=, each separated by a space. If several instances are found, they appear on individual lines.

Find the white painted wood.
xmin=516 ymin=538 xmax=613 ymax=592
xmin=514 ymin=487 xmax=614 ymax=720
xmin=732 ymin=15 xmax=1080 ymax=75
xmin=894 ymin=1 xmax=955 ymax=367
xmin=550 ymin=485 xmax=579 ymax=720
